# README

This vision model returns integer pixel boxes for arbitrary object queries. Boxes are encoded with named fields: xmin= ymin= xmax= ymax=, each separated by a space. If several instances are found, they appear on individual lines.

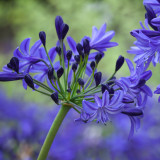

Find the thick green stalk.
xmin=37 ymin=104 xmax=71 ymax=160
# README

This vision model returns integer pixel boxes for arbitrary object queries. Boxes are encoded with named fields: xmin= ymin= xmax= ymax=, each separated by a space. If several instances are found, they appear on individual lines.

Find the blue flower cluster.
xmin=128 ymin=0 xmax=160 ymax=101
xmin=0 ymin=0 xmax=157 ymax=139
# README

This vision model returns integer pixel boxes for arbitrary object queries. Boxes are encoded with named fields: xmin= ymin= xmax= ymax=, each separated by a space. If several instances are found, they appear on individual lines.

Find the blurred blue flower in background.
xmin=0 ymin=89 xmax=160 ymax=160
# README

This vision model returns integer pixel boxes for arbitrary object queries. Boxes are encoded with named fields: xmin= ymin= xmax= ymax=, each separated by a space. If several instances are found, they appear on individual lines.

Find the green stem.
xmin=33 ymin=79 xmax=53 ymax=93
xmin=45 ymin=46 xmax=53 ymax=68
xmin=35 ymin=89 xmax=51 ymax=96
xmin=37 ymin=104 xmax=71 ymax=160
xmin=60 ymin=40 xmax=66 ymax=93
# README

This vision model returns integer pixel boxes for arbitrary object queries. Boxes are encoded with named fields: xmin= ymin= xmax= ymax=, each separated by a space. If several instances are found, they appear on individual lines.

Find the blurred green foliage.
xmin=0 ymin=0 xmax=158 ymax=104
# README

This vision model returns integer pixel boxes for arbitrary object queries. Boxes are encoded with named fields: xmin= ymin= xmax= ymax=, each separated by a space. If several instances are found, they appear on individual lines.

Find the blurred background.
xmin=0 ymin=0 xmax=160 ymax=159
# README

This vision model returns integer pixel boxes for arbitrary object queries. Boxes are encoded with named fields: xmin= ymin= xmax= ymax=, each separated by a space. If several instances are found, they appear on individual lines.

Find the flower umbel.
xmin=0 ymin=9 xmax=156 ymax=160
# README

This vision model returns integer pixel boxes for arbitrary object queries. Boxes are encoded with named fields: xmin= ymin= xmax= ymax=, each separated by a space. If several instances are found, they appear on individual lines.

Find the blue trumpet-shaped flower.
xmin=80 ymin=90 xmax=124 ymax=124
xmin=13 ymin=38 xmax=42 ymax=70
xmin=89 ymin=23 xmax=118 ymax=52
xmin=116 ymin=58 xmax=152 ymax=107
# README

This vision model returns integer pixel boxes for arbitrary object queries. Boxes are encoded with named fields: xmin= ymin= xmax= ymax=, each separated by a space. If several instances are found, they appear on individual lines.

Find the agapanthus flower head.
xmin=0 ymin=12 xmax=153 ymax=152
xmin=128 ymin=0 xmax=160 ymax=69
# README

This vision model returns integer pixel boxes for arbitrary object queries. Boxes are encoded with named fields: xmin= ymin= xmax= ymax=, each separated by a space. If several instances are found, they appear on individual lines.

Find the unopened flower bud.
xmin=101 ymin=84 xmax=109 ymax=94
xmin=83 ymin=39 xmax=90 ymax=54
xmin=61 ymin=23 xmax=69 ymax=40
xmin=51 ymin=92 xmax=59 ymax=104
xmin=72 ymin=63 xmax=78 ymax=72
xmin=78 ymin=78 xmax=85 ymax=87
xmin=48 ymin=67 xmax=54 ymax=80
xmin=121 ymin=108 xmax=143 ymax=116
xmin=115 ymin=55 xmax=124 ymax=72
xmin=39 ymin=31 xmax=46 ymax=47
xmin=55 ymin=16 xmax=64 ymax=40
xmin=101 ymin=84 xmax=114 ymax=95
xmin=94 ymin=72 xmax=102 ymax=87
xmin=74 ymin=55 xmax=80 ymax=64
xmin=135 ymin=79 xmax=146 ymax=88
xmin=76 ymin=43 xmax=83 ymax=55
xmin=57 ymin=67 xmax=64 ymax=78
xmin=66 ymin=50 xmax=72 ymax=61
xmin=76 ymin=89 xmax=81 ymax=94
xmin=95 ymin=53 xmax=102 ymax=64
xmin=56 ymin=46 xmax=61 ymax=55
xmin=24 ymin=74 xmax=34 ymax=90
xmin=90 ymin=61 xmax=95 ymax=70
xmin=7 ymin=57 xmax=19 ymax=73
xmin=67 ymin=88 xmax=71 ymax=93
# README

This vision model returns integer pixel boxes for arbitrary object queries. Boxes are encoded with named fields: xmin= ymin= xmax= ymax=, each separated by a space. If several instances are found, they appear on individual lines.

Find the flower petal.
xmin=82 ymin=100 xmax=98 ymax=114
xmin=102 ymin=90 xmax=109 ymax=107
xmin=30 ymin=40 xmax=42 ymax=56
xmin=20 ymin=38 xmax=31 ymax=55
xmin=67 ymin=36 xmax=79 ymax=55
xmin=94 ymin=95 xmax=102 ymax=107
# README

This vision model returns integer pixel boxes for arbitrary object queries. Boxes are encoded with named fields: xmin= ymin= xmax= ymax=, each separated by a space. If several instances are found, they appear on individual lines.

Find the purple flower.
xmin=88 ymin=23 xmax=118 ymax=52
xmin=128 ymin=28 xmax=160 ymax=68
xmin=30 ymin=47 xmax=60 ymax=88
xmin=81 ymin=90 xmax=124 ymax=124
xmin=143 ymin=0 xmax=160 ymax=15
xmin=116 ymin=58 xmax=152 ymax=107
xmin=13 ymin=38 xmax=42 ymax=71
xmin=128 ymin=0 xmax=160 ymax=68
